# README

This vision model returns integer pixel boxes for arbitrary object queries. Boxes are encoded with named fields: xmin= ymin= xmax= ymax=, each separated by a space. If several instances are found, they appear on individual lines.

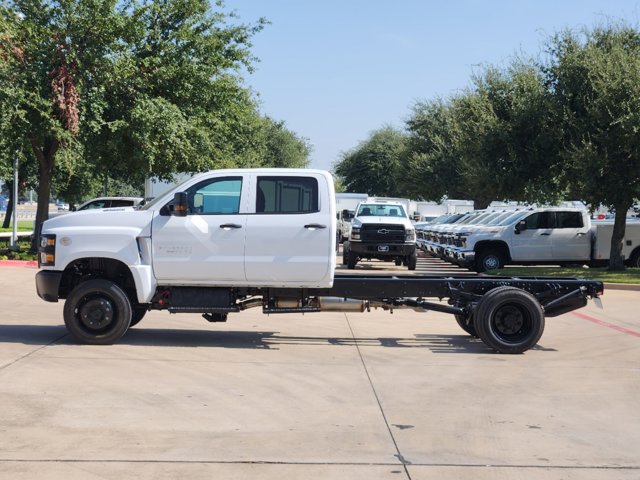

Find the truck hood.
xmin=353 ymin=217 xmax=412 ymax=227
xmin=42 ymin=207 xmax=154 ymax=236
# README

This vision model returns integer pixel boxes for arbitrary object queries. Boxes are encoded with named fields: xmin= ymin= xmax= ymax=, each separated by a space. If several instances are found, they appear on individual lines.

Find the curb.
xmin=602 ymin=282 xmax=640 ymax=292
xmin=0 ymin=260 xmax=38 ymax=268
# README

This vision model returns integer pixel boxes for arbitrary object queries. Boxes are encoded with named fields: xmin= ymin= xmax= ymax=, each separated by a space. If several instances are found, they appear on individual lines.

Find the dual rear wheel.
xmin=455 ymin=287 xmax=545 ymax=354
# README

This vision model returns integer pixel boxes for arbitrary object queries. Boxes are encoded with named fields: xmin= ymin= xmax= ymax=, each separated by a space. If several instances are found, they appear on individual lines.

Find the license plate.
xmin=378 ymin=245 xmax=389 ymax=252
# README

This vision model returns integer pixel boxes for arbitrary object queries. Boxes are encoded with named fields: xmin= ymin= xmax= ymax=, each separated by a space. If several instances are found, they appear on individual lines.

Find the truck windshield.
xmin=357 ymin=204 xmax=406 ymax=217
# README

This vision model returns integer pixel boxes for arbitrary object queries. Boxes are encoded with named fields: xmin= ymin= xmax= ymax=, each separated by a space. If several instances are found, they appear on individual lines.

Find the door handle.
xmin=219 ymin=223 xmax=242 ymax=229
xmin=304 ymin=223 xmax=327 ymax=229
xmin=577 ymin=232 xmax=586 ymax=236
xmin=540 ymin=233 xmax=551 ymax=236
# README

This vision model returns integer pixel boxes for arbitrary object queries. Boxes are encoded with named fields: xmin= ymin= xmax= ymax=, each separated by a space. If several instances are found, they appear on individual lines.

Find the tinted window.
xmin=257 ymin=177 xmax=318 ymax=214
xmin=79 ymin=200 xmax=108 ymax=210
xmin=188 ymin=177 xmax=242 ymax=214
xmin=110 ymin=199 xmax=135 ymax=208
xmin=524 ymin=212 xmax=555 ymax=229
xmin=556 ymin=211 xmax=583 ymax=228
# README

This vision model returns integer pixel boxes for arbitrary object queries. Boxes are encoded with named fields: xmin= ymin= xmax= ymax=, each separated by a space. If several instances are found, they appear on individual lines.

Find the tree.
xmin=0 ymin=0 xmax=266 ymax=250
xmin=402 ymin=60 xmax=562 ymax=210
xmin=333 ymin=126 xmax=407 ymax=196
xmin=400 ymin=98 xmax=471 ymax=204
xmin=546 ymin=24 xmax=640 ymax=270
xmin=260 ymin=117 xmax=311 ymax=168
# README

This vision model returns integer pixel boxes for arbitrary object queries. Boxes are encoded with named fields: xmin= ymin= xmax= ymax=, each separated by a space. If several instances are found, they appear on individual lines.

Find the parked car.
xmin=72 ymin=197 xmax=144 ymax=211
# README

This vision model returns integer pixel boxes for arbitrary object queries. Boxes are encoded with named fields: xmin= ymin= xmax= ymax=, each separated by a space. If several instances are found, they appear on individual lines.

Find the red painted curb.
xmin=0 ymin=260 xmax=38 ymax=268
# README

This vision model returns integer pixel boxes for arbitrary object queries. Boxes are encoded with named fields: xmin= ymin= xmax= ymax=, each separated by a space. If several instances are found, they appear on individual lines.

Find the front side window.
xmin=524 ymin=212 xmax=555 ymax=229
xmin=188 ymin=177 xmax=242 ymax=214
xmin=256 ymin=177 xmax=318 ymax=214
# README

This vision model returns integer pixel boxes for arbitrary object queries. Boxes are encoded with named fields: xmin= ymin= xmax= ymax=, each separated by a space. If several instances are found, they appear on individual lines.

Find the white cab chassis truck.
xmin=343 ymin=201 xmax=418 ymax=270
xmin=35 ymin=169 xmax=603 ymax=354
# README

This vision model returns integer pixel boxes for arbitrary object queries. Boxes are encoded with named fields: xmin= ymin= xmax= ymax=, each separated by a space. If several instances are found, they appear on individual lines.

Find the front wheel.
xmin=473 ymin=286 xmax=544 ymax=354
xmin=407 ymin=252 xmax=417 ymax=271
xmin=628 ymin=250 xmax=640 ymax=268
xmin=476 ymin=250 xmax=504 ymax=272
xmin=347 ymin=251 xmax=358 ymax=269
xmin=129 ymin=305 xmax=148 ymax=327
xmin=63 ymin=279 xmax=132 ymax=344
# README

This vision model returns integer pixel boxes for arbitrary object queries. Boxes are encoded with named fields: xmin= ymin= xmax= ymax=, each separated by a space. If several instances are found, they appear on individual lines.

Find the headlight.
xmin=405 ymin=229 xmax=416 ymax=242
xmin=38 ymin=234 xmax=56 ymax=267
xmin=350 ymin=227 xmax=361 ymax=241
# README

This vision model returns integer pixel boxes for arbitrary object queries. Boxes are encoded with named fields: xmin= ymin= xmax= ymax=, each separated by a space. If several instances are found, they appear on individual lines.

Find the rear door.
xmin=244 ymin=174 xmax=334 ymax=285
xmin=551 ymin=211 xmax=591 ymax=260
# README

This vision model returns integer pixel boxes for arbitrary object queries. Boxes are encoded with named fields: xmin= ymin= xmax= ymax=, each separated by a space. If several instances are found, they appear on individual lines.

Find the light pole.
xmin=10 ymin=155 xmax=18 ymax=250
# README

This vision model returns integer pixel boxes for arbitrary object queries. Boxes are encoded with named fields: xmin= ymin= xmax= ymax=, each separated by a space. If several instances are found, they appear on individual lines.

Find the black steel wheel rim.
xmin=77 ymin=295 xmax=116 ymax=332
xmin=491 ymin=303 xmax=530 ymax=343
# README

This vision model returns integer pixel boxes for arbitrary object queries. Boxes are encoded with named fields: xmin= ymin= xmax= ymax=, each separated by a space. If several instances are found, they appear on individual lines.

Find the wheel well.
xmin=474 ymin=241 xmax=511 ymax=261
xmin=59 ymin=258 xmax=137 ymax=302
xmin=627 ymin=246 xmax=640 ymax=266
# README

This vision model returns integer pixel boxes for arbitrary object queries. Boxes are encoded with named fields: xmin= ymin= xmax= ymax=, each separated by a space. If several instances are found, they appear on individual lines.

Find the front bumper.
xmin=452 ymin=249 xmax=476 ymax=267
xmin=35 ymin=270 xmax=63 ymax=302
xmin=350 ymin=242 xmax=416 ymax=257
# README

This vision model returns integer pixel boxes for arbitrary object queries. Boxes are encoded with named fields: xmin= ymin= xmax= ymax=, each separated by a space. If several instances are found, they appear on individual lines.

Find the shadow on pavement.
xmin=0 ymin=324 xmax=514 ymax=353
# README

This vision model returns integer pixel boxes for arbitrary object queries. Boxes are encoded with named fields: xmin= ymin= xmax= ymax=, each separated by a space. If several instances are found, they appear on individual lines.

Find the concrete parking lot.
xmin=0 ymin=263 xmax=639 ymax=479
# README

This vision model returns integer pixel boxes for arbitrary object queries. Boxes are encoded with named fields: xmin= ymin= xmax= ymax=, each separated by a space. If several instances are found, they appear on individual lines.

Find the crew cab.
xmin=446 ymin=208 xmax=640 ymax=271
xmin=35 ymin=169 xmax=603 ymax=354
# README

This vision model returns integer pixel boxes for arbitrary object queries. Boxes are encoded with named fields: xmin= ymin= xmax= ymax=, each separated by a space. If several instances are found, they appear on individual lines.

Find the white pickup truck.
xmin=35 ymin=168 xmax=603 ymax=354
xmin=343 ymin=201 xmax=417 ymax=270
xmin=443 ymin=208 xmax=640 ymax=272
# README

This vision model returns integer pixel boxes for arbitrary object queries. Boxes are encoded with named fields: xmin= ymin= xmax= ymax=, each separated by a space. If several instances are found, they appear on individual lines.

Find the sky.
xmin=229 ymin=0 xmax=640 ymax=172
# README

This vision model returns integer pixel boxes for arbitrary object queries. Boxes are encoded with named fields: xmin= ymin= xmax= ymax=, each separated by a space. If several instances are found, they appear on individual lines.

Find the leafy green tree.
xmin=546 ymin=24 xmax=640 ymax=270
xmin=400 ymin=98 xmax=470 ymax=204
xmin=459 ymin=62 xmax=562 ymax=207
xmin=402 ymin=61 xmax=561 ymax=210
xmin=0 ymin=0 xmax=266 ymax=250
xmin=333 ymin=126 xmax=407 ymax=196
xmin=260 ymin=117 xmax=311 ymax=168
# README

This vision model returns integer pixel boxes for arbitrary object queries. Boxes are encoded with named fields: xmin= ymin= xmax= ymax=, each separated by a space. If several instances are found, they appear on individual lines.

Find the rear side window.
xmin=110 ymin=199 xmax=134 ymax=208
xmin=256 ymin=177 xmax=319 ymax=214
xmin=555 ymin=211 xmax=583 ymax=228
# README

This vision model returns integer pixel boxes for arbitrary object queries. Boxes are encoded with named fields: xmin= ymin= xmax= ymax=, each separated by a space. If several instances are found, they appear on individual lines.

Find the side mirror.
xmin=515 ymin=220 xmax=526 ymax=234
xmin=170 ymin=192 xmax=188 ymax=217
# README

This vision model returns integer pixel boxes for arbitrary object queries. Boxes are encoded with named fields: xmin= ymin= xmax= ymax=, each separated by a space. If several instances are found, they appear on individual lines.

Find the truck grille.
xmin=361 ymin=224 xmax=406 ymax=243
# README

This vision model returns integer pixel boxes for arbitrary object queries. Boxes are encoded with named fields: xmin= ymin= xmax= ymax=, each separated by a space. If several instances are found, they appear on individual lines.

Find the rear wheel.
xmin=628 ymin=249 xmax=640 ymax=268
xmin=63 ymin=279 xmax=132 ymax=344
xmin=474 ymin=286 xmax=544 ymax=354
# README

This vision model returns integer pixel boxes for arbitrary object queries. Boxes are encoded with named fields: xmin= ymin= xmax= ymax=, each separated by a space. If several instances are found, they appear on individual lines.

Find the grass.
xmin=0 ymin=220 xmax=34 ymax=232
xmin=487 ymin=266 xmax=640 ymax=284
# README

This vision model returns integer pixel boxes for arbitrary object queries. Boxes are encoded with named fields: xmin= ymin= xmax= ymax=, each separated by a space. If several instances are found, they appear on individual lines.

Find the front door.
xmin=510 ymin=211 xmax=554 ymax=261
xmin=151 ymin=176 xmax=247 ymax=284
